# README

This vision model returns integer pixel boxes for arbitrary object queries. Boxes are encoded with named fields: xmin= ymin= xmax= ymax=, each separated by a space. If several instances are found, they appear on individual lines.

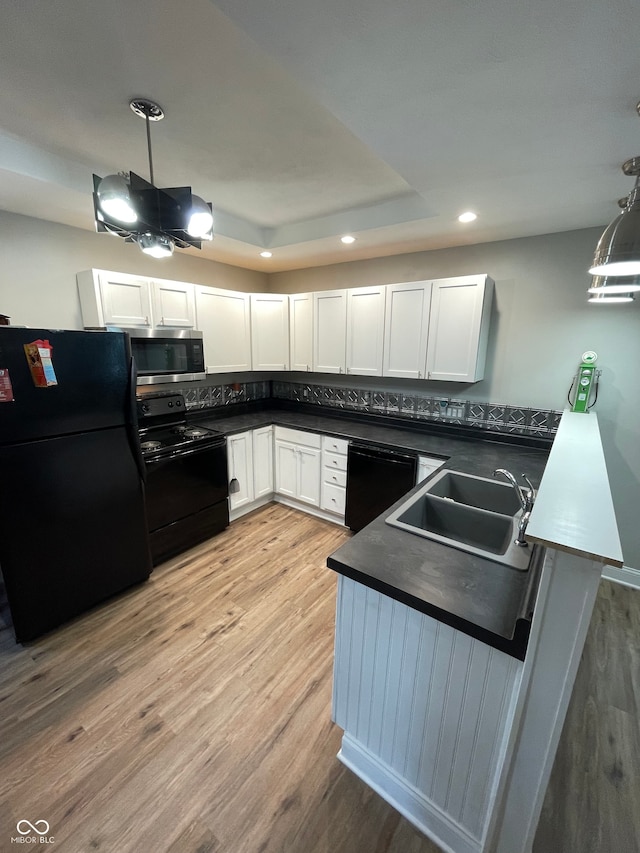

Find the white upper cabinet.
xmin=346 ymin=286 xmax=386 ymax=376
xmin=250 ymin=294 xmax=290 ymax=371
xmin=383 ymin=280 xmax=432 ymax=380
xmin=425 ymin=275 xmax=494 ymax=382
xmin=151 ymin=279 xmax=196 ymax=328
xmin=77 ymin=269 xmax=196 ymax=330
xmin=195 ymin=286 xmax=252 ymax=373
xmin=313 ymin=290 xmax=347 ymax=374
xmin=77 ymin=269 xmax=153 ymax=328
xmin=289 ymin=293 xmax=313 ymax=372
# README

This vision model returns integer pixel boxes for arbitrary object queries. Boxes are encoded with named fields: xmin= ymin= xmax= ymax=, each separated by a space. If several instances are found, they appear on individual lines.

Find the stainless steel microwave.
xmin=119 ymin=328 xmax=206 ymax=385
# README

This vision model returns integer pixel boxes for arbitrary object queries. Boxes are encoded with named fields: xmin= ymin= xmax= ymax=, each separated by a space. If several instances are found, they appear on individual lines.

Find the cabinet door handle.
xmin=418 ymin=370 xmax=422 ymax=378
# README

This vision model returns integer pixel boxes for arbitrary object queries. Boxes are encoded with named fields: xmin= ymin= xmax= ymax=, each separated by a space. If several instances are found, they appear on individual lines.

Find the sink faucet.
xmin=493 ymin=469 xmax=536 ymax=546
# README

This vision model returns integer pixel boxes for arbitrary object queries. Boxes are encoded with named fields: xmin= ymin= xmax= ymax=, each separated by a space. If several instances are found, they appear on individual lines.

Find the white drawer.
xmin=322 ymin=435 xmax=349 ymax=456
xmin=323 ymin=467 xmax=347 ymax=488
xmin=321 ymin=481 xmax=346 ymax=515
xmin=274 ymin=426 xmax=321 ymax=449
xmin=323 ymin=450 xmax=348 ymax=471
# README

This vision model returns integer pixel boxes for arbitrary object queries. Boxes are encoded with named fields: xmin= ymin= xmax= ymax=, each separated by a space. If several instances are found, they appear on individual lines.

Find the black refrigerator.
xmin=0 ymin=327 xmax=152 ymax=643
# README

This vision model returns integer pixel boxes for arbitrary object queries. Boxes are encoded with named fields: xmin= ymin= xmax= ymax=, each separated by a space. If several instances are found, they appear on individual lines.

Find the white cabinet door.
xmin=250 ymin=294 xmax=290 ymax=370
xmin=195 ymin=286 xmax=251 ymax=373
xmin=289 ymin=293 xmax=313 ymax=372
xmin=274 ymin=440 xmax=298 ymax=498
xmin=227 ymin=432 xmax=254 ymax=511
xmin=151 ymin=280 xmax=195 ymax=328
xmin=297 ymin=446 xmax=321 ymax=506
xmin=346 ymin=286 xmax=386 ymax=376
xmin=383 ymin=280 xmax=432 ymax=379
xmin=253 ymin=426 xmax=274 ymax=499
xmin=76 ymin=270 xmax=153 ymax=328
xmin=313 ymin=290 xmax=347 ymax=374
xmin=425 ymin=275 xmax=494 ymax=382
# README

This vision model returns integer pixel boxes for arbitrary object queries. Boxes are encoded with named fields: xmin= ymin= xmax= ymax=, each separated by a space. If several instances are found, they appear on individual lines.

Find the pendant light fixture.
xmin=93 ymin=99 xmax=214 ymax=258
xmin=589 ymin=100 xmax=640 ymax=278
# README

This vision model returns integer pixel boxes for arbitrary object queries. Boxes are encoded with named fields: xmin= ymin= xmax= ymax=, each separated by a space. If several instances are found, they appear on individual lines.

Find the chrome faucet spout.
xmin=493 ymin=468 xmax=527 ymax=511
xmin=493 ymin=468 xmax=536 ymax=545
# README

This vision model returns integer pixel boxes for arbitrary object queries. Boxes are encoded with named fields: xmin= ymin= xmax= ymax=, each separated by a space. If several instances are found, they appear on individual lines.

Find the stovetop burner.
xmin=140 ymin=439 xmax=163 ymax=452
xmin=137 ymin=393 xmax=224 ymax=459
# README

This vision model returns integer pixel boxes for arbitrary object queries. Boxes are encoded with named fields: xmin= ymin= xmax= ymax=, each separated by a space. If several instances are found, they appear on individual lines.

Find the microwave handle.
xmin=126 ymin=356 xmax=147 ymax=484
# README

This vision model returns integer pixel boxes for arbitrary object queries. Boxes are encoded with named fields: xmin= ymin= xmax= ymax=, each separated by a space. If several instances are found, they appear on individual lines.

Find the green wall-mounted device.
xmin=570 ymin=350 xmax=599 ymax=413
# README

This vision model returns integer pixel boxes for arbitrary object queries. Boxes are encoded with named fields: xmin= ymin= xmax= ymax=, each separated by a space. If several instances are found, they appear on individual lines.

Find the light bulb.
xmin=187 ymin=195 xmax=214 ymax=239
xmin=458 ymin=211 xmax=477 ymax=223
xmin=97 ymin=174 xmax=137 ymax=224
xmin=137 ymin=232 xmax=174 ymax=259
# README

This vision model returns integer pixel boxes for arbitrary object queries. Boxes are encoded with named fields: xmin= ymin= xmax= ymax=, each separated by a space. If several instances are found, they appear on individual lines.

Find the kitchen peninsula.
xmin=328 ymin=411 xmax=623 ymax=853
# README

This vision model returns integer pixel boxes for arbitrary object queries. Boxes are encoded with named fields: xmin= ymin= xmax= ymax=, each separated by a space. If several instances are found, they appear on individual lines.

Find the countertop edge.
xmin=526 ymin=411 xmax=623 ymax=568
xmin=327 ymin=555 xmax=530 ymax=660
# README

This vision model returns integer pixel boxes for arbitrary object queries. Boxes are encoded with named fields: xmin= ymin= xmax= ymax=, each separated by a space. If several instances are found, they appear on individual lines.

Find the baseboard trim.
xmin=337 ymin=733 xmax=481 ymax=853
xmin=601 ymin=563 xmax=640 ymax=590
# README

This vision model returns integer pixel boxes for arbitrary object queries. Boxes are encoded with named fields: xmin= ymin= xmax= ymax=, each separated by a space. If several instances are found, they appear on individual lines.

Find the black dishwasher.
xmin=345 ymin=443 xmax=417 ymax=532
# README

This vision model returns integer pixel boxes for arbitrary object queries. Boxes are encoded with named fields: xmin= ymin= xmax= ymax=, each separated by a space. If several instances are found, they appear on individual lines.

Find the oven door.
xmin=144 ymin=442 xmax=229 ymax=564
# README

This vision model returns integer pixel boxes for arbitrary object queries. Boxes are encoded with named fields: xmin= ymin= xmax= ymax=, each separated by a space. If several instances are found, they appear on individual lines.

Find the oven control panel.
xmin=137 ymin=393 xmax=185 ymax=419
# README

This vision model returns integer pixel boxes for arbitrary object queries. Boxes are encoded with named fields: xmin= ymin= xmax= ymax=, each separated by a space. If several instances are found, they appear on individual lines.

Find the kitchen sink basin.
xmin=385 ymin=469 xmax=532 ymax=570
xmin=425 ymin=470 xmax=522 ymax=516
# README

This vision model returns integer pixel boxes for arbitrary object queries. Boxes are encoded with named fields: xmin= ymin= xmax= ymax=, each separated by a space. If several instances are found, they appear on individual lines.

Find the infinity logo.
xmin=16 ymin=820 xmax=50 ymax=836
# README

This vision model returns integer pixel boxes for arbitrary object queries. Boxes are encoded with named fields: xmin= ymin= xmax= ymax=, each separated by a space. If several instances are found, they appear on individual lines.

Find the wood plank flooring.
xmin=0 ymin=504 xmax=638 ymax=853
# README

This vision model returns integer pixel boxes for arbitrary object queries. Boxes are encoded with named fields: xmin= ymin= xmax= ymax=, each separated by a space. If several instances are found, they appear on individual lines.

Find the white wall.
xmin=270 ymin=229 xmax=640 ymax=571
xmin=0 ymin=210 xmax=268 ymax=329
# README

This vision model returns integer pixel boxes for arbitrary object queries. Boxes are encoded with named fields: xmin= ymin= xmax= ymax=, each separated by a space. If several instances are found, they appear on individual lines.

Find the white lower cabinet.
xmin=274 ymin=427 xmax=321 ymax=507
xmin=227 ymin=427 xmax=274 ymax=516
xmin=321 ymin=435 xmax=349 ymax=519
xmin=227 ymin=431 xmax=254 ymax=512
xmin=252 ymin=426 xmax=274 ymax=499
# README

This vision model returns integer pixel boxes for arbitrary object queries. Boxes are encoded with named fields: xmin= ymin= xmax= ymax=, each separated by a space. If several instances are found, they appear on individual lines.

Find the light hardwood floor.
xmin=0 ymin=504 xmax=638 ymax=853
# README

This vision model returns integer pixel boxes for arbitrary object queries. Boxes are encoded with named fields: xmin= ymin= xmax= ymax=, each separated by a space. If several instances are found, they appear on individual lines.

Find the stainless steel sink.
xmin=385 ymin=469 xmax=533 ymax=570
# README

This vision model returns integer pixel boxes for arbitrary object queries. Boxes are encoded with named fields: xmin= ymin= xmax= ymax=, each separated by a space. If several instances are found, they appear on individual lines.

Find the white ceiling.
xmin=1 ymin=0 xmax=639 ymax=272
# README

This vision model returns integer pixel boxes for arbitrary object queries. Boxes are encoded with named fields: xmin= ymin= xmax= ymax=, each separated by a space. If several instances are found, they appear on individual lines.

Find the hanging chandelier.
xmin=93 ymin=99 xmax=214 ymax=258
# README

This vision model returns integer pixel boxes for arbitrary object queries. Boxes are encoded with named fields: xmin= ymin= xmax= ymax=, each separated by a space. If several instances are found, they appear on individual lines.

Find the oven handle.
xmin=126 ymin=355 xmax=147 ymax=484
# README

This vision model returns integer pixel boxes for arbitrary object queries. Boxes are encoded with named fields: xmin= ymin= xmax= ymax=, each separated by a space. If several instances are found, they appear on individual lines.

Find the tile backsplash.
xmin=272 ymin=380 xmax=562 ymax=437
xmin=175 ymin=377 xmax=561 ymax=438
xmin=180 ymin=380 xmax=271 ymax=409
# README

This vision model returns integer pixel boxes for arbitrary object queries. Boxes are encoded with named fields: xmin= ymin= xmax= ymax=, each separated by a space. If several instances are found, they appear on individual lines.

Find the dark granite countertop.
xmin=191 ymin=403 xmax=551 ymax=659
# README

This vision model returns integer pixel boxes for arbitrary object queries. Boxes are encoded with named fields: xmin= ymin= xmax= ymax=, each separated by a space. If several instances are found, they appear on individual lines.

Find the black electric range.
xmin=137 ymin=393 xmax=229 ymax=565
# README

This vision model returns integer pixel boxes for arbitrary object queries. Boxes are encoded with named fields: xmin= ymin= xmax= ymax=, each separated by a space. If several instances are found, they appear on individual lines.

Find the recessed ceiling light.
xmin=341 ymin=235 xmax=356 ymax=244
xmin=458 ymin=211 xmax=477 ymax=223
xmin=260 ymin=250 xmax=273 ymax=258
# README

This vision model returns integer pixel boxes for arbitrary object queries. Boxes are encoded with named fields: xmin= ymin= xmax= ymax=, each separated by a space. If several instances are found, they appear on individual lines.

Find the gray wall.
xmin=0 ymin=210 xmax=268 ymax=329
xmin=270 ymin=229 xmax=640 ymax=570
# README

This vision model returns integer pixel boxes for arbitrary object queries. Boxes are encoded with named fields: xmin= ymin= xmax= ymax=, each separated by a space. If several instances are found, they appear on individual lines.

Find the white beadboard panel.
xmin=339 ymin=734 xmax=481 ymax=853
xmin=460 ymin=648 xmax=520 ymax=838
xmin=367 ymin=594 xmax=395 ymax=755
xmin=332 ymin=576 xmax=521 ymax=844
